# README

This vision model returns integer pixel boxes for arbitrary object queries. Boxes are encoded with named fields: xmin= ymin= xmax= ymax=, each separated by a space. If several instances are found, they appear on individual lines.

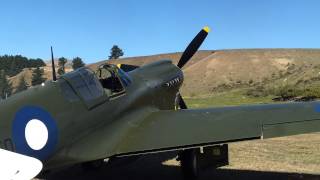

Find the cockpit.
xmin=59 ymin=64 xmax=131 ymax=109
xmin=96 ymin=64 xmax=131 ymax=97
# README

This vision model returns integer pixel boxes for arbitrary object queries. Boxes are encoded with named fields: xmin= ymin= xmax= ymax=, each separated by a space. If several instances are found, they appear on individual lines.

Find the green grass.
xmin=185 ymin=90 xmax=275 ymax=108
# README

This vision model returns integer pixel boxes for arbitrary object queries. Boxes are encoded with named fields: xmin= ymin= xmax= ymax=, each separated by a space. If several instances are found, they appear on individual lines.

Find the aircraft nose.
xmin=163 ymin=69 xmax=184 ymax=88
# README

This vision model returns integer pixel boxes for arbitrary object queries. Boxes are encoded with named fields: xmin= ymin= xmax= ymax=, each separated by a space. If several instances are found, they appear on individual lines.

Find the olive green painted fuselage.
xmin=0 ymin=60 xmax=182 ymax=169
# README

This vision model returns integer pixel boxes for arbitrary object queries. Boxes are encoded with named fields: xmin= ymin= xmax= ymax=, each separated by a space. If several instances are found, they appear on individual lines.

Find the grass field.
xmin=185 ymin=93 xmax=320 ymax=175
xmin=184 ymin=90 xmax=274 ymax=107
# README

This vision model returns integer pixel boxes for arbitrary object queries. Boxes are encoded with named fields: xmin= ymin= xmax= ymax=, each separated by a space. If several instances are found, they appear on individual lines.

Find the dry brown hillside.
xmin=183 ymin=49 xmax=320 ymax=96
xmin=88 ymin=50 xmax=215 ymax=70
xmin=90 ymin=49 xmax=320 ymax=96
xmin=9 ymin=62 xmax=72 ymax=92
xmin=10 ymin=49 xmax=320 ymax=97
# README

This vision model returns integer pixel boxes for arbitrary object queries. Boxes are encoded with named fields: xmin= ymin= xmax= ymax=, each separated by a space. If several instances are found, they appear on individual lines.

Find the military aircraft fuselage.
xmin=0 ymin=59 xmax=183 ymax=169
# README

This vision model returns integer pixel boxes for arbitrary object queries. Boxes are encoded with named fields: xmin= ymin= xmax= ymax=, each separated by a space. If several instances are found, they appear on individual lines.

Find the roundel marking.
xmin=25 ymin=119 xmax=49 ymax=150
xmin=12 ymin=106 xmax=58 ymax=160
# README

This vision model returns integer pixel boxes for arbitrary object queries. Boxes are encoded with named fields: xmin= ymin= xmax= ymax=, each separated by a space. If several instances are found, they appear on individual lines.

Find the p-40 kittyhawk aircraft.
xmin=1 ymin=27 xmax=320 ymax=180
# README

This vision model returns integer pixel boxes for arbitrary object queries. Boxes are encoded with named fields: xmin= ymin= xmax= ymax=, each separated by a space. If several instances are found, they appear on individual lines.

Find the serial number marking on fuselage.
xmin=0 ymin=138 xmax=15 ymax=151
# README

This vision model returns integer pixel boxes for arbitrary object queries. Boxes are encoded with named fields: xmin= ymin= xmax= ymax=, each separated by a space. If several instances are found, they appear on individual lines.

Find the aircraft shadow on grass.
xmin=43 ymin=152 xmax=320 ymax=180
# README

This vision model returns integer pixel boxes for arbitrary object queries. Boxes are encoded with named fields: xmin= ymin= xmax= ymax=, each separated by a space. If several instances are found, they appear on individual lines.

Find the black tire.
xmin=179 ymin=149 xmax=200 ymax=180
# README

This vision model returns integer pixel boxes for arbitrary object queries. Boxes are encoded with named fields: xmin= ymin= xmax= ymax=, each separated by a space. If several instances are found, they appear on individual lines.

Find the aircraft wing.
xmin=61 ymin=101 xmax=320 ymax=165
xmin=115 ymin=101 xmax=320 ymax=155
xmin=0 ymin=148 xmax=43 ymax=180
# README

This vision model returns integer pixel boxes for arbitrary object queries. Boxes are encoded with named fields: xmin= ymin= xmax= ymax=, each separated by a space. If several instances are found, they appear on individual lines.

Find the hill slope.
xmin=88 ymin=50 xmax=215 ymax=70
xmin=9 ymin=49 xmax=320 ymax=97
xmin=90 ymin=49 xmax=320 ymax=97
xmin=183 ymin=49 xmax=320 ymax=96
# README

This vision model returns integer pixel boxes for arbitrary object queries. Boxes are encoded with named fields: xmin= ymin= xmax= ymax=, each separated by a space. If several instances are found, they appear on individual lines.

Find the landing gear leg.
xmin=179 ymin=149 xmax=200 ymax=180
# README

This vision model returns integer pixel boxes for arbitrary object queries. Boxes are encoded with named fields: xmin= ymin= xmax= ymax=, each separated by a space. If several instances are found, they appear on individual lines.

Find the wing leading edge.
xmin=116 ymin=101 xmax=320 ymax=155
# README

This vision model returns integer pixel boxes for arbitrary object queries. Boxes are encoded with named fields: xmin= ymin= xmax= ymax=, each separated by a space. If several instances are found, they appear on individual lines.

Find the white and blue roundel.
xmin=12 ymin=106 xmax=58 ymax=160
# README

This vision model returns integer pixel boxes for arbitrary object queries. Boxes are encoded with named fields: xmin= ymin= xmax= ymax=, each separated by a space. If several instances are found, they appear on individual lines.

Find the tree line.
xmin=0 ymin=55 xmax=46 ymax=77
xmin=0 ymin=45 xmax=124 ymax=100
xmin=0 ymin=56 xmax=86 ymax=100
xmin=0 ymin=55 xmax=46 ymax=99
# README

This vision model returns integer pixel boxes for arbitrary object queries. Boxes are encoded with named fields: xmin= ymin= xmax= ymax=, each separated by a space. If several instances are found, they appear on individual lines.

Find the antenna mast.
xmin=51 ymin=46 xmax=57 ymax=81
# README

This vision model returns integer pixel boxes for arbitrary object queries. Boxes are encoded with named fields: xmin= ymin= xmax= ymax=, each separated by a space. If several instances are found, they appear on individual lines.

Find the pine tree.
xmin=72 ymin=57 xmax=85 ymax=70
xmin=57 ymin=57 xmax=68 ymax=75
xmin=108 ymin=45 xmax=124 ymax=59
xmin=31 ymin=67 xmax=46 ymax=86
xmin=16 ymin=76 xmax=28 ymax=93
xmin=0 ymin=70 xmax=13 ymax=99
xmin=0 ymin=55 xmax=46 ymax=77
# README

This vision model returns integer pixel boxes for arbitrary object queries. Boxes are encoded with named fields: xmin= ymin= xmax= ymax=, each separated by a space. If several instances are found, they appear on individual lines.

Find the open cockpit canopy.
xmin=59 ymin=65 xmax=131 ymax=108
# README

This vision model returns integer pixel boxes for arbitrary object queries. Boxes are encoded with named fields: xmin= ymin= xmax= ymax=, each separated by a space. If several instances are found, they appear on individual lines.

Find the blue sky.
xmin=0 ymin=0 xmax=320 ymax=63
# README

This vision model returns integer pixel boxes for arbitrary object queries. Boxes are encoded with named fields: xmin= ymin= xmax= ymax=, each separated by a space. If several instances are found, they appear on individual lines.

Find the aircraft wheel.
xmin=179 ymin=149 xmax=200 ymax=180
